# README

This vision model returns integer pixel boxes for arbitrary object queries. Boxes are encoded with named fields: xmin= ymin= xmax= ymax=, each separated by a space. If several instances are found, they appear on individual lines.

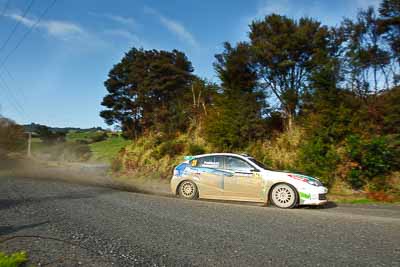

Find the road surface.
xmin=1 ymin=176 xmax=399 ymax=266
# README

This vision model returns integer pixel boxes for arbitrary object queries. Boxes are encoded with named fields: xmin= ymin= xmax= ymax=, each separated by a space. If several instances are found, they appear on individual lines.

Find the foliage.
xmin=298 ymin=136 xmax=339 ymax=186
xmin=101 ymin=0 xmax=400 ymax=196
xmin=100 ymin=48 xmax=195 ymax=138
xmin=34 ymin=125 xmax=65 ymax=144
xmin=151 ymin=140 xmax=185 ymax=160
xmin=0 ymin=117 xmax=25 ymax=157
xmin=188 ymin=143 xmax=206 ymax=155
xmin=0 ymin=251 xmax=28 ymax=267
xmin=249 ymin=14 xmax=330 ymax=130
xmin=345 ymin=135 xmax=396 ymax=189
xmin=206 ymin=42 xmax=266 ymax=149
xmin=379 ymin=0 xmax=400 ymax=65
xmin=67 ymin=130 xmax=108 ymax=144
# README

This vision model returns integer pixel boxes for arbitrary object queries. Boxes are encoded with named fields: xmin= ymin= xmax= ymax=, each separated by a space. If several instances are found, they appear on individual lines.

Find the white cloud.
xmin=5 ymin=13 xmax=85 ymax=41
xmin=104 ymin=29 xmax=140 ymax=44
xmin=89 ymin=12 xmax=137 ymax=28
xmin=144 ymin=6 xmax=198 ymax=47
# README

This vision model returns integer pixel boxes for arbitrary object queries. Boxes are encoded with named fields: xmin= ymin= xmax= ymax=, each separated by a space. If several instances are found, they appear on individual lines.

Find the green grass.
xmin=66 ymin=130 xmax=102 ymax=142
xmin=334 ymin=198 xmax=378 ymax=204
xmin=332 ymin=197 xmax=400 ymax=205
xmin=89 ymin=136 xmax=130 ymax=163
xmin=30 ymin=137 xmax=46 ymax=153
xmin=0 ymin=251 xmax=28 ymax=267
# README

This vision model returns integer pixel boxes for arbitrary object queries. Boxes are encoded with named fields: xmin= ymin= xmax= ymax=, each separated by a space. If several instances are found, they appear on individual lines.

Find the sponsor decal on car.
xmin=299 ymin=192 xmax=311 ymax=199
xmin=288 ymin=173 xmax=320 ymax=184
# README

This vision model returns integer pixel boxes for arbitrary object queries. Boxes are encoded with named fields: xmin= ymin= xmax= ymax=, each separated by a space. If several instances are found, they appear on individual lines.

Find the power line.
xmin=0 ymin=0 xmax=57 ymax=72
xmin=0 ymin=74 xmax=27 ymax=120
xmin=4 ymin=67 xmax=29 ymax=105
xmin=0 ymin=72 xmax=26 ymax=115
xmin=0 ymin=0 xmax=36 ymax=54
xmin=0 ymin=0 xmax=58 ymax=123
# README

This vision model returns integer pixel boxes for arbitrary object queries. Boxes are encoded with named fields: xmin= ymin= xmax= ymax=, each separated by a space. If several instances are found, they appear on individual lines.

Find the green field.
xmin=66 ymin=130 xmax=105 ymax=142
xmin=89 ymin=135 xmax=130 ymax=163
xmin=31 ymin=131 xmax=130 ymax=163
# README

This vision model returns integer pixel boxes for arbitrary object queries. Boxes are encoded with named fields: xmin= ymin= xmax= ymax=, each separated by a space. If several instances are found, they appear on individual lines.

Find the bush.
xmin=90 ymin=131 xmax=108 ymax=143
xmin=298 ymin=136 xmax=339 ymax=186
xmin=68 ymin=143 xmax=92 ymax=161
xmin=0 ymin=117 xmax=26 ymax=157
xmin=0 ymin=251 xmax=28 ymax=267
xmin=111 ymin=157 xmax=123 ymax=172
xmin=345 ymin=135 xmax=396 ymax=189
xmin=188 ymin=144 xmax=206 ymax=155
xmin=151 ymin=140 xmax=185 ymax=159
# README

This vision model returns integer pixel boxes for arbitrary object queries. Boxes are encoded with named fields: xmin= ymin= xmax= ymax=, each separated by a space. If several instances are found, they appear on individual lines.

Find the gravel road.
xmin=1 ymin=175 xmax=399 ymax=266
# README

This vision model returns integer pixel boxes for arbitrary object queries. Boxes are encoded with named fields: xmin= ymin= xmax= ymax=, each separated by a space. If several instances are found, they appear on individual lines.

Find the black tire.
xmin=270 ymin=183 xmax=298 ymax=209
xmin=178 ymin=180 xmax=199 ymax=200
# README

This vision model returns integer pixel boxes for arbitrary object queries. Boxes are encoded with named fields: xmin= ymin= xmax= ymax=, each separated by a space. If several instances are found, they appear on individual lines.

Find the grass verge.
xmin=0 ymin=251 xmax=28 ymax=267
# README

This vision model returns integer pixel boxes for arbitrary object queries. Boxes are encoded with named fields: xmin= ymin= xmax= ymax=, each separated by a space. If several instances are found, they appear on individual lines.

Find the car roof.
xmin=192 ymin=153 xmax=251 ymax=159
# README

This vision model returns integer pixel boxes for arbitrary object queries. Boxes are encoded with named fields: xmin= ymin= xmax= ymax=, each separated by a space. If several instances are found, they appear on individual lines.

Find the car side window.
xmin=196 ymin=156 xmax=223 ymax=169
xmin=224 ymin=156 xmax=253 ymax=172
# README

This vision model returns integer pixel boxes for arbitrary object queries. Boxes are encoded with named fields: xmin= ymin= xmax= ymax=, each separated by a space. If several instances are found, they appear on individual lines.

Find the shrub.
xmin=111 ymin=157 xmax=123 ymax=172
xmin=345 ymin=135 xmax=396 ymax=189
xmin=188 ymin=144 xmax=206 ymax=155
xmin=0 ymin=117 xmax=26 ymax=157
xmin=298 ymin=136 xmax=339 ymax=186
xmin=90 ymin=131 xmax=108 ymax=143
xmin=0 ymin=251 xmax=28 ymax=267
xmin=151 ymin=140 xmax=185 ymax=159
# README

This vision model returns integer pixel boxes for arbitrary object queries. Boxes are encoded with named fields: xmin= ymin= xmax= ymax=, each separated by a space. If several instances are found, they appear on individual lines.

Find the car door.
xmin=223 ymin=156 xmax=264 ymax=201
xmin=191 ymin=156 xmax=226 ymax=198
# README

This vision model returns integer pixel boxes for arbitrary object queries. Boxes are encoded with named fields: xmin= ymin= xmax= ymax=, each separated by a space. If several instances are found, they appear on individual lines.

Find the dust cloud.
xmin=0 ymin=157 xmax=172 ymax=197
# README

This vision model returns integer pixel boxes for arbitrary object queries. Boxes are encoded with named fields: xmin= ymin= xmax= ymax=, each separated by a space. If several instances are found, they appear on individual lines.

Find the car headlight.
xmin=307 ymin=179 xmax=322 ymax=187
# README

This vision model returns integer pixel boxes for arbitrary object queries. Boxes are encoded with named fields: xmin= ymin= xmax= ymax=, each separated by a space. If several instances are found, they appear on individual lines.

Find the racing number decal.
xmin=191 ymin=160 xmax=197 ymax=167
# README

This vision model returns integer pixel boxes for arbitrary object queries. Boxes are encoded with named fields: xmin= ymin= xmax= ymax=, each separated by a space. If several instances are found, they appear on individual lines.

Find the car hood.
xmin=261 ymin=169 xmax=322 ymax=185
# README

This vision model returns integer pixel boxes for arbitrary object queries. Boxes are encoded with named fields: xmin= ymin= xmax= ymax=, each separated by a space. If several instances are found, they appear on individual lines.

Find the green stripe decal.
xmin=299 ymin=192 xmax=311 ymax=199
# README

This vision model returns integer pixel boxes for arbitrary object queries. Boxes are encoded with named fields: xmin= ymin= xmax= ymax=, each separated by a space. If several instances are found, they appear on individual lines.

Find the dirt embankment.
xmin=0 ymin=158 xmax=171 ymax=196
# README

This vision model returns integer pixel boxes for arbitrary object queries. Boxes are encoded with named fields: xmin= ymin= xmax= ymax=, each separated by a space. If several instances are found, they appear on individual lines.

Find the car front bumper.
xmin=299 ymin=186 xmax=328 ymax=205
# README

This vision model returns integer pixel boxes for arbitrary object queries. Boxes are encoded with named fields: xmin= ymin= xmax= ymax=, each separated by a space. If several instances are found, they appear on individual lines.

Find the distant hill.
xmin=23 ymin=123 xmax=104 ymax=133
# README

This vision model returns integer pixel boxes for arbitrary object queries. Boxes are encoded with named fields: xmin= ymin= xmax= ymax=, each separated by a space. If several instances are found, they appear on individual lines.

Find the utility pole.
xmin=27 ymin=132 xmax=32 ymax=157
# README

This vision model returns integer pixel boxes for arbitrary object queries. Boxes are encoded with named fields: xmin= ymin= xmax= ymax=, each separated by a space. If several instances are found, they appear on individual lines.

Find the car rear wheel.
xmin=178 ymin=180 xmax=198 ymax=200
xmin=270 ymin=183 xmax=298 ymax=209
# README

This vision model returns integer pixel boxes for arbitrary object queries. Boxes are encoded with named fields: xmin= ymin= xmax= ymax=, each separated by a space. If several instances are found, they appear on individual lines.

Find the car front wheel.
xmin=178 ymin=180 xmax=198 ymax=200
xmin=270 ymin=183 xmax=298 ymax=209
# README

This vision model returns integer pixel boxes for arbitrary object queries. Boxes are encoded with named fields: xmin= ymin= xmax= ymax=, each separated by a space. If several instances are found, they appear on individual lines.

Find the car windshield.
xmin=248 ymin=158 xmax=271 ymax=170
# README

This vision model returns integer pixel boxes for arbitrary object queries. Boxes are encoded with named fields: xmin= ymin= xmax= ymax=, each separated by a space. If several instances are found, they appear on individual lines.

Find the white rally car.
xmin=170 ymin=153 xmax=328 ymax=208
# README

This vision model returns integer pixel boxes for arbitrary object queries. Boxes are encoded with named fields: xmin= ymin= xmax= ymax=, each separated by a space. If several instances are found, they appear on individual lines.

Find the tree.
xmin=100 ymin=48 xmax=194 ymax=138
xmin=35 ymin=125 xmax=65 ymax=144
xmin=249 ymin=14 xmax=329 ymax=131
xmin=343 ymin=7 xmax=391 ymax=96
xmin=0 ymin=116 xmax=25 ymax=157
xmin=379 ymin=0 xmax=400 ymax=64
xmin=205 ymin=42 xmax=266 ymax=149
xmin=187 ymin=77 xmax=218 ymax=130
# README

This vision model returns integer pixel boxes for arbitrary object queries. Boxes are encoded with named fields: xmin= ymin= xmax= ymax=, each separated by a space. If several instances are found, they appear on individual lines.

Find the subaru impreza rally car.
xmin=170 ymin=153 xmax=328 ymax=208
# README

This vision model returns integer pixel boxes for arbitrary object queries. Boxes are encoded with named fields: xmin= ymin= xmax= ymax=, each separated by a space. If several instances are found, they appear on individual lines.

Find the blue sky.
xmin=0 ymin=0 xmax=380 ymax=128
